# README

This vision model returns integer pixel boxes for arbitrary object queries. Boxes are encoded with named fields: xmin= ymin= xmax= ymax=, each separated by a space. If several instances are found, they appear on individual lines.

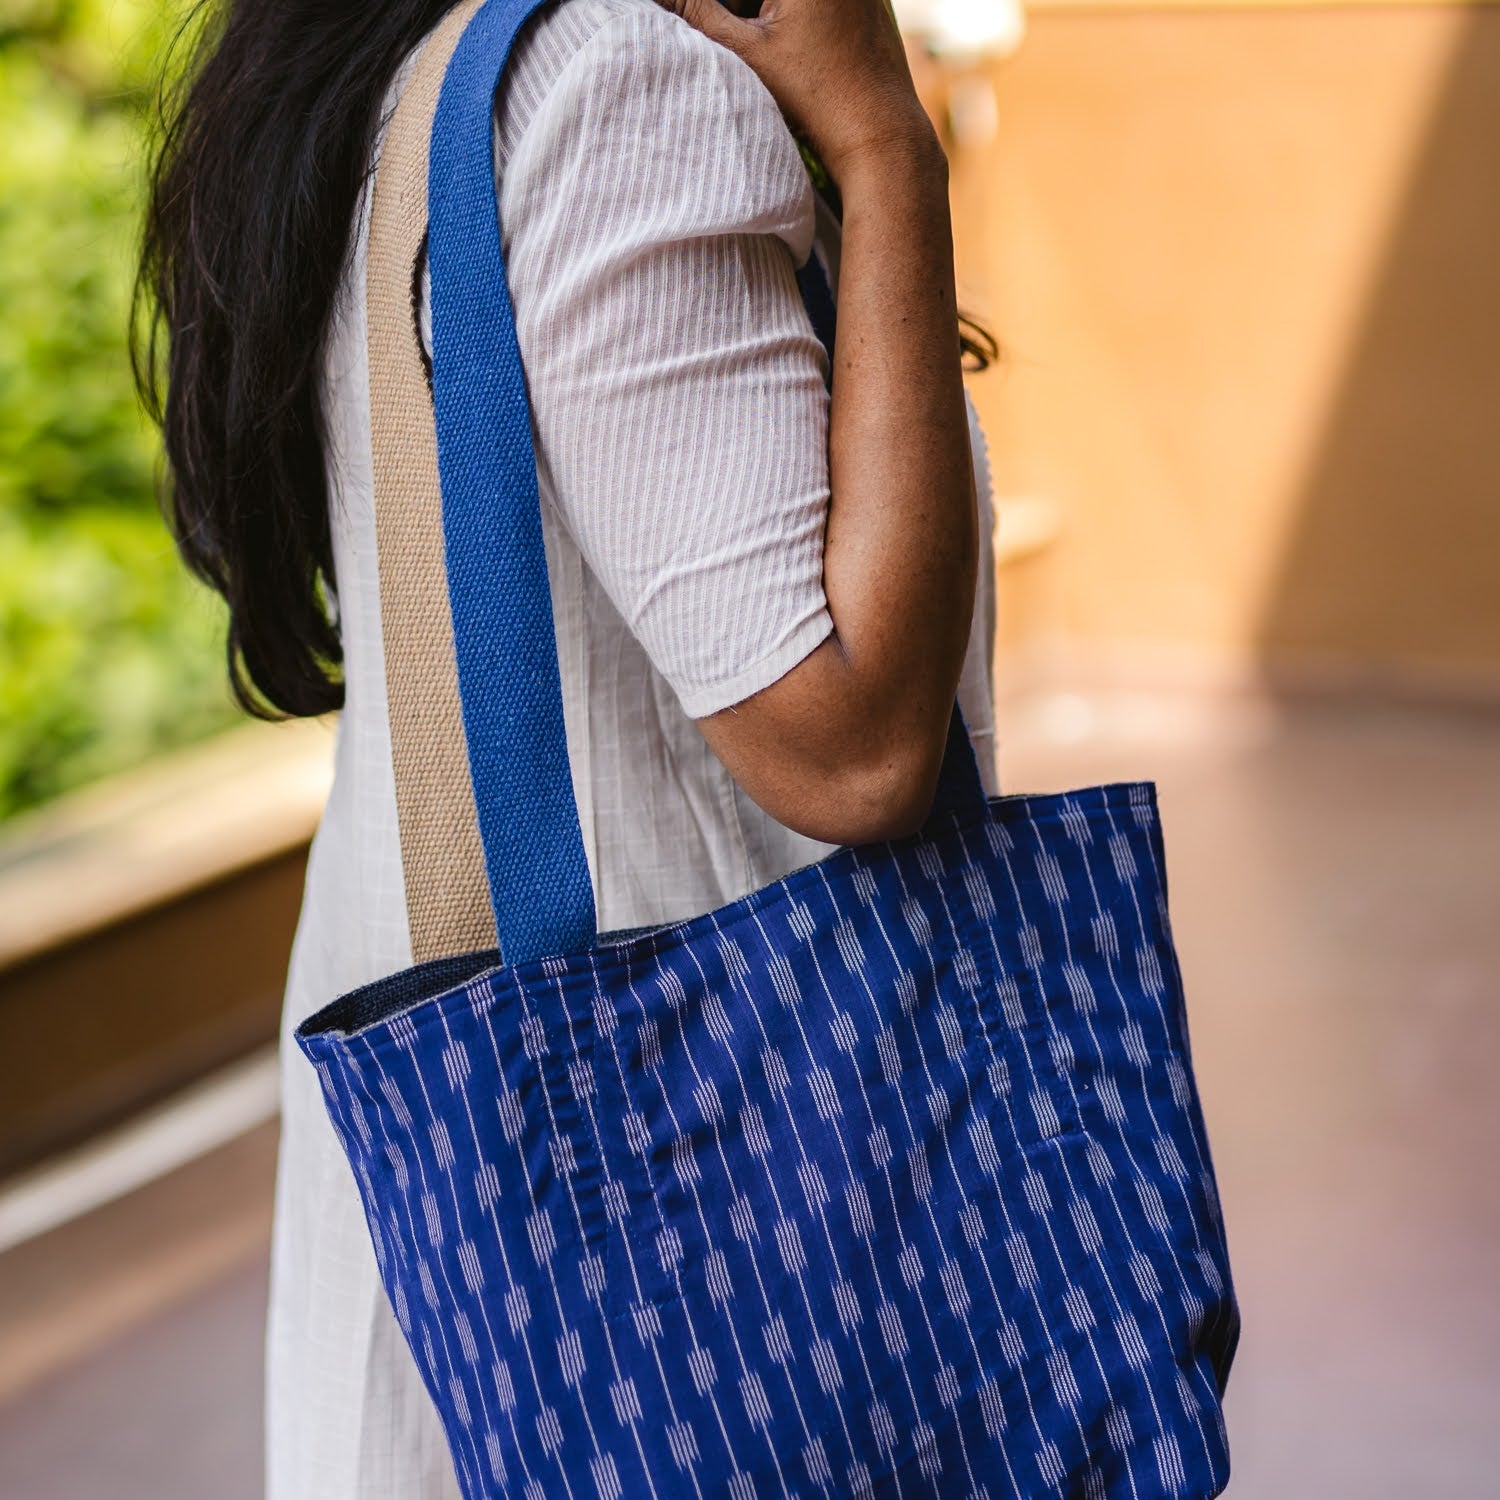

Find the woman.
xmin=139 ymin=0 xmax=1002 ymax=1491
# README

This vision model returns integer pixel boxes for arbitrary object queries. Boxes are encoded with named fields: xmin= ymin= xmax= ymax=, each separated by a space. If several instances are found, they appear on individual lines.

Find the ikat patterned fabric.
xmin=299 ymin=782 xmax=1239 ymax=1497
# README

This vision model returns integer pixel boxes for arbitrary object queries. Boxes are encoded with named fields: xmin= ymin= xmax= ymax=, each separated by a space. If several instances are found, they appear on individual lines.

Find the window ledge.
xmin=0 ymin=719 xmax=336 ymax=973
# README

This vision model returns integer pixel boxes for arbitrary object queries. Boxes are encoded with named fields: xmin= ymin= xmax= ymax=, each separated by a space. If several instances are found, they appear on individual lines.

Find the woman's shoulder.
xmin=499 ymin=0 xmax=814 ymax=250
xmin=507 ymin=0 xmax=766 ymax=101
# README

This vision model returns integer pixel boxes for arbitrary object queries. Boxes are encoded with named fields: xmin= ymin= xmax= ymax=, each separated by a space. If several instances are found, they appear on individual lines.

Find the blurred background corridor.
xmin=1 ymin=0 xmax=1497 ymax=1495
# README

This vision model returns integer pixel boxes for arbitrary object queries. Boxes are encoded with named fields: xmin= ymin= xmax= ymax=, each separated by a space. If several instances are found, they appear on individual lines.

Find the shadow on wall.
xmin=956 ymin=6 xmax=1500 ymax=700
xmin=1256 ymin=11 xmax=1500 ymax=695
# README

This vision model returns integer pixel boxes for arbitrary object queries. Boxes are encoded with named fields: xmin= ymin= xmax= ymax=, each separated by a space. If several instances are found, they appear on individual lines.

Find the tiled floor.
xmin=0 ymin=1121 xmax=276 ymax=1499
xmin=1 ymin=695 xmax=1496 ymax=1498
xmin=0 ymin=1258 xmax=267 ymax=1500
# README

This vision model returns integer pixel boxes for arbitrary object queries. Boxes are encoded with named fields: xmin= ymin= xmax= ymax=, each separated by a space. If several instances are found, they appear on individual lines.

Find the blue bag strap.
xmin=429 ymin=0 xmax=592 ymax=967
xmin=795 ymin=251 xmax=838 ymax=391
xmin=428 ymin=0 xmax=984 ymax=966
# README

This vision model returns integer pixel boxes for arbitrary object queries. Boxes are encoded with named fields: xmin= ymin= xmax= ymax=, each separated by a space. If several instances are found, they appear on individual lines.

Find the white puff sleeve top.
xmin=301 ymin=0 xmax=1000 ymax=1007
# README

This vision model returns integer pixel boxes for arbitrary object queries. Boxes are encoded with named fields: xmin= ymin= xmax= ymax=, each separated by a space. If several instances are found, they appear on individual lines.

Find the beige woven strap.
xmin=366 ymin=0 xmax=496 ymax=962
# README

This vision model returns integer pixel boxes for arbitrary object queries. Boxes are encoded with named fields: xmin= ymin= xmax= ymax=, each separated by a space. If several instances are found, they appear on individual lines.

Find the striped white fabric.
xmin=268 ymin=1 xmax=997 ymax=1495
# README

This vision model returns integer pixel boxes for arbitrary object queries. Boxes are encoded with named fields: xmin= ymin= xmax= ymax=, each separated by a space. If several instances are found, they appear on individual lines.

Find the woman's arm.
xmin=662 ymin=0 xmax=979 ymax=846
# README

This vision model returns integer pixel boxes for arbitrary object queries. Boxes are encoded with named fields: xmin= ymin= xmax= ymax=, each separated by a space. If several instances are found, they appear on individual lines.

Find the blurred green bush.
xmin=0 ymin=0 xmax=241 ymax=821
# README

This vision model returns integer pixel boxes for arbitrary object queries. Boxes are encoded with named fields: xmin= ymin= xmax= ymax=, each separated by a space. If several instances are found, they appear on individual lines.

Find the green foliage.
xmin=0 ymin=0 xmax=242 ymax=821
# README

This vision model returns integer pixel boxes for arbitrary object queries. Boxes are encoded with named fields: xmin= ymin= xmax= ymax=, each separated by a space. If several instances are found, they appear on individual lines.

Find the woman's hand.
xmin=653 ymin=0 xmax=939 ymax=179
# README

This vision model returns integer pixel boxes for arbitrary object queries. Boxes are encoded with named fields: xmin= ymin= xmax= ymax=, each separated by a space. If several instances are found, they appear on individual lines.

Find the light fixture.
xmin=892 ymin=0 xmax=1027 ymax=62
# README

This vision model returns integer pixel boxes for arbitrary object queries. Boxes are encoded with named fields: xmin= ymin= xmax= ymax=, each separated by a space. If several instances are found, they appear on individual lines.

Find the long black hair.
xmin=134 ymin=0 xmax=459 ymax=717
xmin=134 ymin=0 xmax=999 ymax=720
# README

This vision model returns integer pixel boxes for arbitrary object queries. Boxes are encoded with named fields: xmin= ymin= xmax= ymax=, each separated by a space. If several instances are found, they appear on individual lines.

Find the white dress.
xmin=265 ymin=1 xmax=999 ymax=1494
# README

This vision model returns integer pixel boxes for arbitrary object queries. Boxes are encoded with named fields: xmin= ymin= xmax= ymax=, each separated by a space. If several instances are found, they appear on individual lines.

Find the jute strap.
xmin=366 ymin=0 xmax=494 ymax=963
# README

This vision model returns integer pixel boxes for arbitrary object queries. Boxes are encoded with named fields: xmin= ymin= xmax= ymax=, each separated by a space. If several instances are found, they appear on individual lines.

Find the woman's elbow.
xmin=786 ymin=738 xmax=944 ymax=848
xmin=694 ymin=670 xmax=954 ymax=848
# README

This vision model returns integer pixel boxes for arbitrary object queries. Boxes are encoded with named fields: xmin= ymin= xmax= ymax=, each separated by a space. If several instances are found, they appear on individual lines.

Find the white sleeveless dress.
xmin=265 ymin=1 xmax=999 ymax=1493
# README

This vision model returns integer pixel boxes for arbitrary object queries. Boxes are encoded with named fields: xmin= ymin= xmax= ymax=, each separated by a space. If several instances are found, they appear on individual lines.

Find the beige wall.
xmin=946 ymin=4 xmax=1500 ymax=698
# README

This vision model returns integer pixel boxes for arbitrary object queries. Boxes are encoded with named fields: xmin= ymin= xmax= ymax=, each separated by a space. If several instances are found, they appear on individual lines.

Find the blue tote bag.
xmin=295 ymin=1 xmax=1241 ymax=1495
